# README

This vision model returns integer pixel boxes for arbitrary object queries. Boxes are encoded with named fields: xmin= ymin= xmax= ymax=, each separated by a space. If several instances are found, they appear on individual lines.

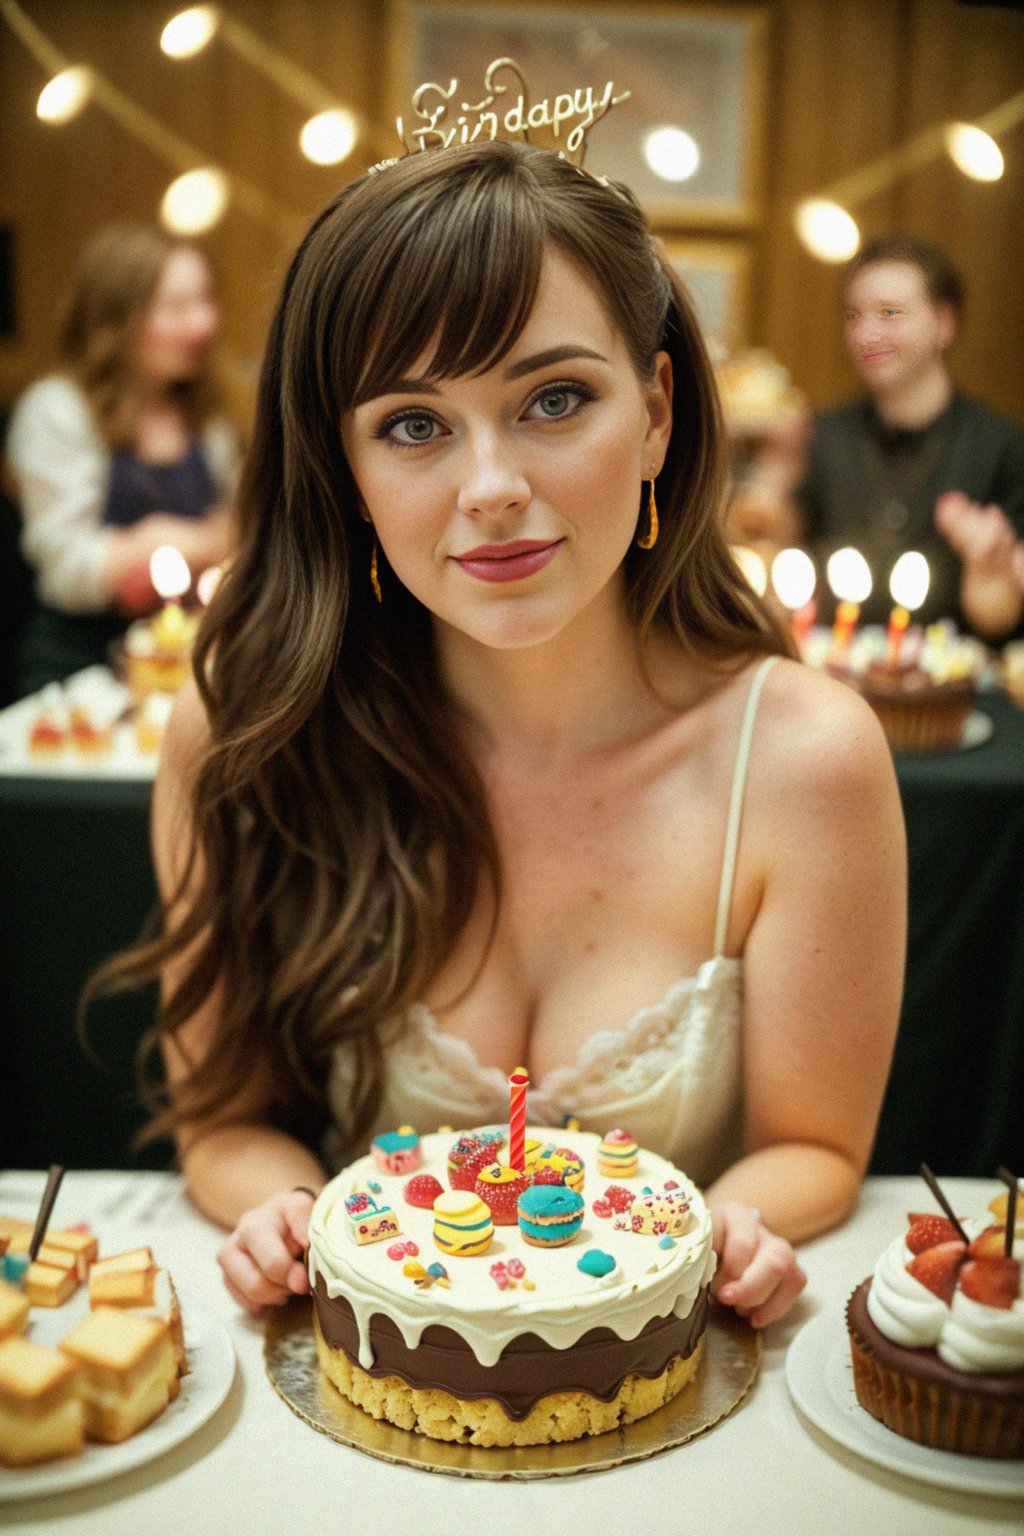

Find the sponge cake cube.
xmin=0 ymin=1336 xmax=84 ymax=1466
xmin=59 ymin=1307 xmax=178 ymax=1443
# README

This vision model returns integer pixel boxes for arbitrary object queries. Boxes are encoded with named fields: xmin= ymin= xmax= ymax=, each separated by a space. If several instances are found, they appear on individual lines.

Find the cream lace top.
xmin=326 ymin=656 xmax=778 ymax=1188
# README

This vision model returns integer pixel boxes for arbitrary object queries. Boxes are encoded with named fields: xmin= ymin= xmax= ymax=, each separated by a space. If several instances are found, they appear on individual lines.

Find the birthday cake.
xmin=307 ymin=1127 xmax=715 ymax=1447
xmin=846 ymin=1182 xmax=1024 ymax=1458
xmin=123 ymin=604 xmax=198 ymax=701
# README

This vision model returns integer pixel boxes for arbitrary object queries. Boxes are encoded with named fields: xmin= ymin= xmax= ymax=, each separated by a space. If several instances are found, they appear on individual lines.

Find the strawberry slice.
xmin=906 ymin=1239 xmax=967 ymax=1304
xmin=959 ymin=1256 xmax=1020 ymax=1310
xmin=967 ymin=1224 xmax=1008 ymax=1260
xmin=906 ymin=1215 xmax=961 ymax=1254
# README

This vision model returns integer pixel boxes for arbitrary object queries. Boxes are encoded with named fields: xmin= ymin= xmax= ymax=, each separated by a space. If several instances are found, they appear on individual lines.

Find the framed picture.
xmin=389 ymin=1 xmax=769 ymax=228
xmin=659 ymin=236 xmax=753 ymax=350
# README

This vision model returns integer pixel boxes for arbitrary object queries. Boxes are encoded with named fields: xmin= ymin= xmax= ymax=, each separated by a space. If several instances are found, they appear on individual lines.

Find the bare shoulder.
xmin=752 ymin=656 xmax=896 ymax=802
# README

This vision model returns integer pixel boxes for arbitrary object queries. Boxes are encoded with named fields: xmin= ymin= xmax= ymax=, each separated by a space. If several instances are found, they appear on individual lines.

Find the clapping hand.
xmin=935 ymin=490 xmax=1017 ymax=579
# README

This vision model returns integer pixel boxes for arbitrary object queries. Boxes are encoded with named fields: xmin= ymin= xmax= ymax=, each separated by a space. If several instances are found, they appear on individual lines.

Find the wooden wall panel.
xmin=1 ymin=0 xmax=1022 ymax=425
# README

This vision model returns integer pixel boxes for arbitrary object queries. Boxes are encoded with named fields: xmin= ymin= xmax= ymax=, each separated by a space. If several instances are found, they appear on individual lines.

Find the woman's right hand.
xmin=216 ymin=1188 xmax=315 ymax=1315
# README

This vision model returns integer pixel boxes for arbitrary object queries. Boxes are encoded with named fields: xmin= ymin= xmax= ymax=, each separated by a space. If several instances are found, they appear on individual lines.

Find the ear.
xmin=643 ymin=349 xmax=673 ymax=473
xmin=935 ymin=302 xmax=958 ymax=351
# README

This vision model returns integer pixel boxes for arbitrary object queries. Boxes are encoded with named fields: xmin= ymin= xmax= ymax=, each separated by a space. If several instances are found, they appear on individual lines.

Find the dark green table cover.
xmin=3 ymin=694 xmax=1023 ymax=1174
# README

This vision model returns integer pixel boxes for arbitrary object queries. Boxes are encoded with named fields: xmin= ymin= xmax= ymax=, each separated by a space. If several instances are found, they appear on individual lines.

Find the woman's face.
xmin=342 ymin=248 xmax=672 ymax=653
xmin=133 ymin=247 xmax=220 ymax=386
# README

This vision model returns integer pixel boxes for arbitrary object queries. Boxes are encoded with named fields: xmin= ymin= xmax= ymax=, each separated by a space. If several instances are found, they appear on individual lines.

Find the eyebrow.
xmin=364 ymin=345 xmax=610 ymax=401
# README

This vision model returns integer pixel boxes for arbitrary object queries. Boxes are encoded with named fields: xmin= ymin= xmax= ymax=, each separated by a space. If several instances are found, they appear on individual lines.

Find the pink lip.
xmin=452 ymin=539 xmax=563 ymax=583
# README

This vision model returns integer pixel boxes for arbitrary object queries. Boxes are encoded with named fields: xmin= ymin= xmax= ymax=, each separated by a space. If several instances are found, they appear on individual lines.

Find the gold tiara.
xmin=371 ymin=56 xmax=630 ymax=174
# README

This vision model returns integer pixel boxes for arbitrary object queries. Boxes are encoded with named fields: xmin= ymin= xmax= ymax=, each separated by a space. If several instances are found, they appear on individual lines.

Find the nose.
xmin=456 ymin=432 xmax=531 ymax=520
xmin=847 ymin=314 xmax=880 ymax=352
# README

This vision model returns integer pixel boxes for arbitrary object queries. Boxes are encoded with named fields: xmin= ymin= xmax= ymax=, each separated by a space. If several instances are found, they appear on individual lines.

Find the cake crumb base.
xmin=314 ymin=1320 xmax=703 ymax=1447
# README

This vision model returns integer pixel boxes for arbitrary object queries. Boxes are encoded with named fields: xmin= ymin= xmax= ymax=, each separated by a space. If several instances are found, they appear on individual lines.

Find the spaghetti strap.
xmin=713 ymin=655 xmax=779 ymax=957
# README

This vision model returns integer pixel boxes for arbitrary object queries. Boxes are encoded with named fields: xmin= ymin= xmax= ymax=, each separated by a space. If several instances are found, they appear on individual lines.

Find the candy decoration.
xmin=658 ymin=1235 xmax=677 ymax=1250
xmin=343 ymin=1189 xmax=401 ymax=1246
xmin=577 ymin=1249 xmax=616 ymax=1278
xmin=432 ymin=1191 xmax=494 ymax=1257
xmin=474 ymin=1163 xmax=532 ymax=1225
xmin=602 ymin=1185 xmax=636 ymax=1214
xmin=371 ymin=1126 xmax=422 ymax=1175
xmin=629 ymin=1189 xmax=692 ymax=1238
xmin=404 ymin=1173 xmax=445 ymax=1209
xmin=509 ymin=1070 xmax=529 ymax=1173
xmin=598 ymin=1129 xmax=639 ymax=1178
xmin=528 ymin=1144 xmax=585 ymax=1193
xmin=532 ymin=1166 xmax=565 ymax=1187
xmin=447 ymin=1132 xmax=505 ymax=1191
xmin=517 ymin=1185 xmax=585 ymax=1248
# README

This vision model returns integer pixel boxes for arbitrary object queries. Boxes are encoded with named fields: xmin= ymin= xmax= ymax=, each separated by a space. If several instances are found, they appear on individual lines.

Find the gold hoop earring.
xmin=637 ymin=478 xmax=658 ymax=550
xmin=370 ymin=540 xmax=382 ymax=603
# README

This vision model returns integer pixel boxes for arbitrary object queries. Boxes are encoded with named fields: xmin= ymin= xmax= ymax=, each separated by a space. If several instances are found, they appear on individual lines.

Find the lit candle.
xmin=508 ymin=1069 xmax=529 ymax=1174
xmin=196 ymin=564 xmax=223 ymax=606
xmin=887 ymin=552 xmax=930 ymax=663
xmin=149 ymin=545 xmax=192 ymax=650
xmin=826 ymin=547 xmax=872 ymax=660
xmin=730 ymin=545 xmax=768 ymax=597
xmin=770 ymin=547 xmax=817 ymax=647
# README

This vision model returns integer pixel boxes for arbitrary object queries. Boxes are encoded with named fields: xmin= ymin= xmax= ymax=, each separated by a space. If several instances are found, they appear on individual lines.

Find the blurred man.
xmin=798 ymin=235 xmax=1024 ymax=638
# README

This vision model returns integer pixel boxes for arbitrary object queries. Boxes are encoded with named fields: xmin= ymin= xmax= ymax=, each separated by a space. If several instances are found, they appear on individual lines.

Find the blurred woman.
xmin=5 ymin=223 xmax=239 ymax=694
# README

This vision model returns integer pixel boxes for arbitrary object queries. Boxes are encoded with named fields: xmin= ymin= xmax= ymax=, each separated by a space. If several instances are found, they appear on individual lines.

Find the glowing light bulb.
xmin=150 ymin=545 xmax=191 ymax=601
xmin=771 ymin=548 xmax=816 ymax=610
xmin=889 ymin=551 xmax=930 ymax=612
xmin=161 ymin=5 xmax=220 ymax=59
xmin=732 ymin=545 xmax=767 ymax=597
xmin=643 ymin=126 xmax=700 ymax=183
xmin=160 ymin=168 xmax=228 ymax=235
xmin=944 ymin=123 xmax=1004 ymax=183
xmin=826 ymin=547 xmax=872 ymax=604
xmin=300 ymin=108 xmax=358 ymax=165
xmin=795 ymin=199 xmax=860 ymax=263
xmin=36 ymin=66 xmax=93 ymax=125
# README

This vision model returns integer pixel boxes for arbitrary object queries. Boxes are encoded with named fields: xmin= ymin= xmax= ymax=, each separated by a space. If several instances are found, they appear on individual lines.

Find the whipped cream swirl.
xmin=866 ymin=1225 xmax=1024 ymax=1373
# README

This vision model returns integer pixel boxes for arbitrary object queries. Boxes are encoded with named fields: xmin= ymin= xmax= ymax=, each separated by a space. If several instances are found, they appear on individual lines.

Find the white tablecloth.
xmin=0 ymin=1173 xmax=1020 ymax=1535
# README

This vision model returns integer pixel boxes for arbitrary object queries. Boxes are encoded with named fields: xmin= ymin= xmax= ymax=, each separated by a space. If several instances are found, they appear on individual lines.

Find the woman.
xmin=5 ymin=223 xmax=239 ymax=694
xmin=118 ymin=142 xmax=905 ymax=1327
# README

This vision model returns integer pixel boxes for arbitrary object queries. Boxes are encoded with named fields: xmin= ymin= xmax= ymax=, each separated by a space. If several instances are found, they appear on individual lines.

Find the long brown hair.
xmin=96 ymin=142 xmax=792 ymax=1159
xmin=59 ymin=222 xmax=222 ymax=449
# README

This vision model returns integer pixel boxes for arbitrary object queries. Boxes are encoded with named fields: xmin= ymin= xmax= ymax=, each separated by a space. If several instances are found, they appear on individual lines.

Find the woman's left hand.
xmin=710 ymin=1202 xmax=807 ymax=1328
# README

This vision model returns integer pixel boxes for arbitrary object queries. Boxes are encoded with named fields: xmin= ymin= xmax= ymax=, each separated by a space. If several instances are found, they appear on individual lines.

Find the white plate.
xmin=0 ymin=1291 xmax=235 ymax=1502
xmin=786 ymin=1311 xmax=1024 ymax=1499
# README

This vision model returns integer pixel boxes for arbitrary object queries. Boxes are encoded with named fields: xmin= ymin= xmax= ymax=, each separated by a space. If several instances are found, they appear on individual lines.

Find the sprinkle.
xmin=522 ymin=1277 xmax=537 ymax=1291
xmin=658 ymin=1235 xmax=677 ymax=1249
xmin=387 ymin=1242 xmax=407 ymax=1261
xmin=403 ymin=1241 xmax=419 ymax=1257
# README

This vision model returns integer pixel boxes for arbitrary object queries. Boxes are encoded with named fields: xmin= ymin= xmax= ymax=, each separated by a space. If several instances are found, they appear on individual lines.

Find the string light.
xmin=161 ymin=167 xmax=229 ymax=234
xmin=36 ymin=64 xmax=92 ymax=124
xmin=299 ymin=108 xmax=358 ymax=166
xmin=643 ymin=126 xmax=700 ymax=183
xmin=160 ymin=5 xmax=219 ymax=59
xmin=944 ymin=123 xmax=1004 ymax=182
xmin=794 ymin=199 xmax=860 ymax=263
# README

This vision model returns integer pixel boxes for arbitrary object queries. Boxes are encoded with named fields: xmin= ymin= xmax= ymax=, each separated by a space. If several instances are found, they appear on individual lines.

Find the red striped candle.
xmin=508 ymin=1070 xmax=529 ymax=1173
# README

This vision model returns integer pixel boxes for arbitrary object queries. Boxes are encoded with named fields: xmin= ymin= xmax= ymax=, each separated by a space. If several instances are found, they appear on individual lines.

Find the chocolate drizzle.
xmin=313 ymin=1275 xmax=709 ymax=1420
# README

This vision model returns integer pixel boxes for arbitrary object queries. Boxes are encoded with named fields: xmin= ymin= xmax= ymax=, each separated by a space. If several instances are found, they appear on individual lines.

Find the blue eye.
xmin=373 ymin=409 xmax=445 ymax=447
xmin=525 ymin=382 xmax=595 ymax=421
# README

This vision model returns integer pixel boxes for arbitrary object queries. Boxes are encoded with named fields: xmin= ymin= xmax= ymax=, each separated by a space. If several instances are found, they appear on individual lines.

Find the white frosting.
xmin=308 ymin=1129 xmax=715 ymax=1372
xmin=866 ymin=1223 xmax=1024 ymax=1373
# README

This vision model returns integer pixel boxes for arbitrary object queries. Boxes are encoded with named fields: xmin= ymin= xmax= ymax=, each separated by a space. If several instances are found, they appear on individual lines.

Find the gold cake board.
xmin=264 ymin=1297 xmax=760 ymax=1479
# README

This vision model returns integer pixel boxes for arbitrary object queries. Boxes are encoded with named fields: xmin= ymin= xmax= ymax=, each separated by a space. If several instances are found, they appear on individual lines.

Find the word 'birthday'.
xmin=397 ymin=57 xmax=630 ymax=161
